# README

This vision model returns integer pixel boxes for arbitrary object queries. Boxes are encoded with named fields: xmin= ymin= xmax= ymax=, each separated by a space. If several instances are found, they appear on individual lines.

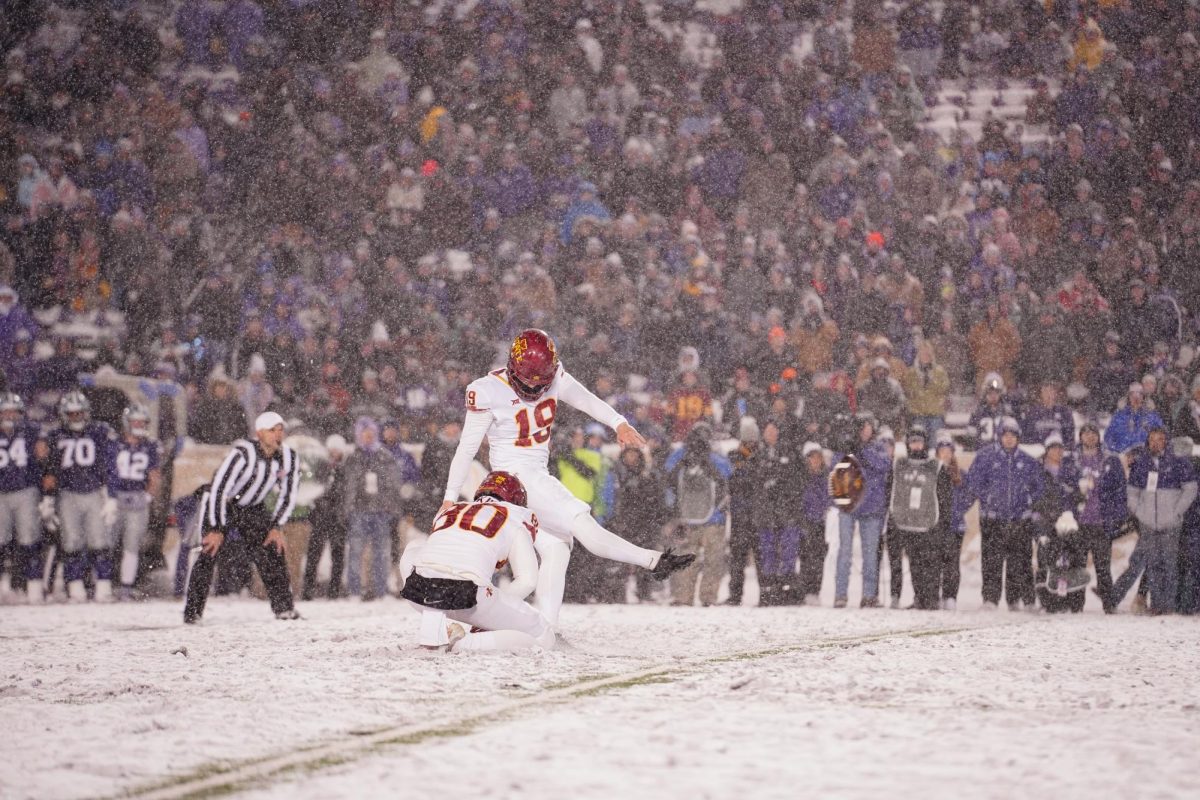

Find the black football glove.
xmin=651 ymin=548 xmax=697 ymax=580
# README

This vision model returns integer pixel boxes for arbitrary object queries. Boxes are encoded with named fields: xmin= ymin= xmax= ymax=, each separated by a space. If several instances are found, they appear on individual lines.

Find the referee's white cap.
xmin=255 ymin=411 xmax=285 ymax=431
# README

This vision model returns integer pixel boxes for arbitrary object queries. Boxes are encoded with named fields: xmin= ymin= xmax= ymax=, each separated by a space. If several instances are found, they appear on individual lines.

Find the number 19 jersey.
xmin=463 ymin=366 xmax=570 ymax=474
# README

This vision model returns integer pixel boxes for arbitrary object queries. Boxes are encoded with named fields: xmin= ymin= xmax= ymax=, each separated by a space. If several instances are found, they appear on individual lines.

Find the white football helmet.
xmin=122 ymin=402 xmax=152 ymax=438
xmin=59 ymin=390 xmax=91 ymax=432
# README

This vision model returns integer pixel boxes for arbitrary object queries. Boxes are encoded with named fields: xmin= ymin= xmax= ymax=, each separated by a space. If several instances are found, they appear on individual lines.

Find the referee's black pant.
xmin=184 ymin=506 xmax=294 ymax=621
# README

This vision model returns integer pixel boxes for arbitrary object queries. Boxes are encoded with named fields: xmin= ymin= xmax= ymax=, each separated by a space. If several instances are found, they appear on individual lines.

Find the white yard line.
xmin=120 ymin=620 xmax=1020 ymax=800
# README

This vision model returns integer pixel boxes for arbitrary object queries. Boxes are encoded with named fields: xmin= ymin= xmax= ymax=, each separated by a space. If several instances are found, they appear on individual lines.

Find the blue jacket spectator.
xmin=967 ymin=433 xmax=1044 ymax=521
xmin=664 ymin=436 xmax=734 ymax=526
xmin=1127 ymin=436 xmax=1198 ymax=532
xmin=1104 ymin=384 xmax=1163 ymax=453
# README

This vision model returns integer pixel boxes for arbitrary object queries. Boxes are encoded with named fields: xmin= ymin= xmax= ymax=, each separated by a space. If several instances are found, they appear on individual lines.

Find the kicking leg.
xmin=569 ymin=512 xmax=657 ymax=568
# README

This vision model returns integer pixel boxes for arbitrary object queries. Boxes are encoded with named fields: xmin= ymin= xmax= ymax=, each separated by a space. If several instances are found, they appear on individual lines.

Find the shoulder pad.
xmin=466 ymin=376 xmax=501 ymax=411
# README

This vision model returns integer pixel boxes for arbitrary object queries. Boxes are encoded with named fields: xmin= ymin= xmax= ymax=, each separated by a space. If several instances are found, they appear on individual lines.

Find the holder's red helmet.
xmin=474 ymin=471 xmax=528 ymax=507
xmin=507 ymin=329 xmax=559 ymax=402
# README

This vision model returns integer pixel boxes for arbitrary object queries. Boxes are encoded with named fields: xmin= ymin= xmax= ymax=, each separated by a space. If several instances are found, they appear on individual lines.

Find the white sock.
xmin=121 ymin=551 xmax=139 ymax=588
xmin=534 ymin=537 xmax=572 ymax=626
xmin=418 ymin=610 xmax=449 ymax=646
xmin=568 ymin=513 xmax=659 ymax=569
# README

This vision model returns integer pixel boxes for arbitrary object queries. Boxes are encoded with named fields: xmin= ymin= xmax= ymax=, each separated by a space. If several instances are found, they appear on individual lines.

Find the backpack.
xmin=677 ymin=464 xmax=718 ymax=525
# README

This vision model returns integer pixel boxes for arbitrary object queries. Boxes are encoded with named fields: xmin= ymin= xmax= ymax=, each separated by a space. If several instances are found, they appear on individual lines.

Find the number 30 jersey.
xmin=108 ymin=438 xmax=160 ymax=494
xmin=414 ymin=497 xmax=539 ymax=588
xmin=0 ymin=424 xmax=43 ymax=493
xmin=444 ymin=364 xmax=626 ymax=502
xmin=47 ymin=423 xmax=115 ymax=494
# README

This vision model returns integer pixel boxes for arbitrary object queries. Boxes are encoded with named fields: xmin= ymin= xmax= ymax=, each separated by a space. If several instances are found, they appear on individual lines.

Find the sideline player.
xmin=107 ymin=403 xmax=161 ymax=600
xmin=401 ymin=471 xmax=553 ymax=652
xmin=438 ymin=329 xmax=694 ymax=628
xmin=0 ymin=393 xmax=46 ymax=602
xmin=45 ymin=391 xmax=117 ymax=602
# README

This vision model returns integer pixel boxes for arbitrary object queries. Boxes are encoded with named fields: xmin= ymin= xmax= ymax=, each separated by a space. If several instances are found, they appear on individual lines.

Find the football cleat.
xmin=650 ymin=548 xmax=696 ymax=581
xmin=275 ymin=608 xmax=302 ymax=620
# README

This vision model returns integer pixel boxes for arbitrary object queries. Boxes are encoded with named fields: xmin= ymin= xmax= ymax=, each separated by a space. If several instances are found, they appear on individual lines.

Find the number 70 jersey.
xmin=47 ymin=423 xmax=116 ymax=494
xmin=464 ymin=366 xmax=574 ymax=474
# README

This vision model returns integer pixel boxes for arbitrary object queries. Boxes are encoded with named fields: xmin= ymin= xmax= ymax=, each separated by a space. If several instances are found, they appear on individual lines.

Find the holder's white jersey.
xmin=413 ymin=497 xmax=539 ymax=589
xmin=441 ymin=364 xmax=626 ymax=503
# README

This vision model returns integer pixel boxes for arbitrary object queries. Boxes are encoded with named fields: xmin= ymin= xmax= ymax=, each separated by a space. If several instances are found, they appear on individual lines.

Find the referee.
xmin=183 ymin=412 xmax=302 ymax=623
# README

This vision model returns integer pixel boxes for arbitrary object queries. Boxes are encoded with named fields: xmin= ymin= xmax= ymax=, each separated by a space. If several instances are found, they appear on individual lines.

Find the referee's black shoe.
xmin=651 ymin=548 xmax=697 ymax=581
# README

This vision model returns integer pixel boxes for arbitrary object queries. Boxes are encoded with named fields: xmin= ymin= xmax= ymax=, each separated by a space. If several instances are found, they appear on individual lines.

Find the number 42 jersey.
xmin=47 ymin=423 xmax=116 ymax=494
xmin=108 ymin=438 xmax=160 ymax=494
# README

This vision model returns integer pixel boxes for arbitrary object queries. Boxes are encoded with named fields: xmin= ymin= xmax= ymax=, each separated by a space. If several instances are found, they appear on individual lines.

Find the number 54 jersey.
xmin=0 ymin=424 xmax=43 ymax=493
xmin=47 ymin=423 xmax=116 ymax=494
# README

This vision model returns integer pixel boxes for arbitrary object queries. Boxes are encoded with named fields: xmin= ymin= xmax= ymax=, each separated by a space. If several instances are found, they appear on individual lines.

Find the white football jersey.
xmin=414 ymin=497 xmax=539 ymax=587
xmin=442 ymin=362 xmax=627 ymax=504
xmin=464 ymin=364 xmax=574 ymax=473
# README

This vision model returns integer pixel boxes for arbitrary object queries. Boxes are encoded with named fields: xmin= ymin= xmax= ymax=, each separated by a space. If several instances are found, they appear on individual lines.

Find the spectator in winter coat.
xmin=934 ymin=433 xmax=968 ymax=609
xmin=720 ymin=368 xmax=768 ymax=438
xmin=834 ymin=413 xmax=892 ymax=608
xmin=1108 ymin=427 xmax=1197 ymax=613
xmin=1104 ymin=383 xmax=1164 ymax=454
xmin=1087 ymin=331 xmax=1137 ymax=413
xmin=342 ymin=418 xmax=404 ymax=600
xmin=302 ymin=435 xmax=349 ymax=600
xmin=903 ymin=341 xmax=950 ymax=435
xmin=1172 ymin=376 xmax=1200 ymax=444
xmin=1021 ymin=381 xmax=1075 ymax=446
xmin=1017 ymin=304 xmax=1077 ymax=389
xmin=0 ymin=285 xmax=38 ymax=365
xmin=727 ymin=418 xmax=763 ymax=606
xmin=666 ymin=368 xmax=714 ymax=441
xmin=969 ymin=303 xmax=1021 ymax=393
xmin=856 ymin=358 xmax=907 ymax=433
xmin=966 ymin=416 xmax=1044 ymax=610
xmin=607 ymin=446 xmax=670 ymax=603
xmin=664 ymin=424 xmax=732 ymax=606
xmin=884 ymin=425 xmax=952 ymax=610
xmin=755 ymin=421 xmax=805 ymax=606
xmin=190 ymin=369 xmax=249 ymax=445
xmin=1074 ymin=421 xmax=1127 ymax=612
xmin=793 ymin=294 xmax=840 ymax=375
xmin=797 ymin=442 xmax=832 ymax=604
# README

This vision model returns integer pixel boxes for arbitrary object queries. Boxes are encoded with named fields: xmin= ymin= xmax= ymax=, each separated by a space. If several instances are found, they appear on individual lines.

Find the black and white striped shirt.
xmin=203 ymin=439 xmax=300 ymax=533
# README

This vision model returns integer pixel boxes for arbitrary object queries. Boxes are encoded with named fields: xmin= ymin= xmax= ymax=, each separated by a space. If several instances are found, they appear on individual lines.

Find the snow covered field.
xmin=3 ymin=581 xmax=1198 ymax=800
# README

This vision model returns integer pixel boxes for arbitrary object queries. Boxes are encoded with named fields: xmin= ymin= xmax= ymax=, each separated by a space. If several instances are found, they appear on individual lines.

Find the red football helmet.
xmin=507 ymin=329 xmax=559 ymax=402
xmin=474 ymin=471 xmax=528 ymax=507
